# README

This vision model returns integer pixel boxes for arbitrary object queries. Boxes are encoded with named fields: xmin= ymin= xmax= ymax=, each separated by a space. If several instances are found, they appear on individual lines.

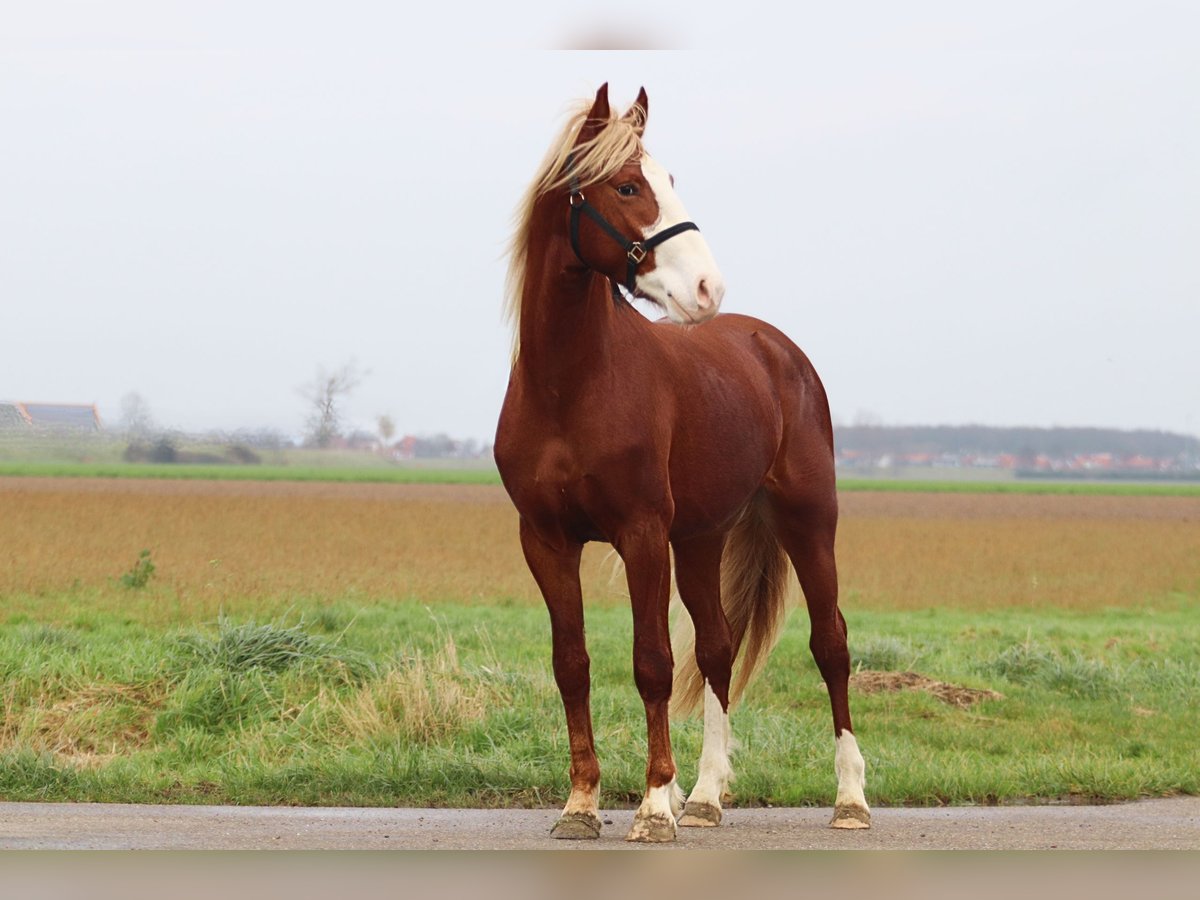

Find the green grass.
xmin=1 ymin=598 xmax=1196 ymax=808
xmin=0 ymin=460 xmax=503 ymax=485
xmin=3 ymin=459 xmax=1199 ymax=495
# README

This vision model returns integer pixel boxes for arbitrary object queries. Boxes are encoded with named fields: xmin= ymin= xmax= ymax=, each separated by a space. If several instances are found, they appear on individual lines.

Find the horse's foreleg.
xmin=618 ymin=524 xmax=681 ymax=843
xmin=519 ymin=521 xmax=601 ymax=839
xmin=672 ymin=534 xmax=733 ymax=827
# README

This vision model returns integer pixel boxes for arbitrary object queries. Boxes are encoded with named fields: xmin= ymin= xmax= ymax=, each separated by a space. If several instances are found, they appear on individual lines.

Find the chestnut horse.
xmin=495 ymin=84 xmax=870 ymax=842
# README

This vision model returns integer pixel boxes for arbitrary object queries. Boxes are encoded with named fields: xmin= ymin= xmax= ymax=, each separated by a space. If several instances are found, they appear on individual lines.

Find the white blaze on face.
xmin=636 ymin=155 xmax=725 ymax=324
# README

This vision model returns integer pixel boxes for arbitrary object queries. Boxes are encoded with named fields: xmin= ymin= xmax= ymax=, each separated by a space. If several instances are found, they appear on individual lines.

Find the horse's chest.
xmin=496 ymin=428 xmax=666 ymax=542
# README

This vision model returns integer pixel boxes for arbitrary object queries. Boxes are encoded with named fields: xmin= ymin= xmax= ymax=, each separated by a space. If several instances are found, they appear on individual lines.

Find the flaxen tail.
xmin=670 ymin=504 xmax=793 ymax=716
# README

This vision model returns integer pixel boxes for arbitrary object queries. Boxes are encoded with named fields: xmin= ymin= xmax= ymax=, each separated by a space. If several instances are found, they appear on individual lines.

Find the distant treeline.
xmin=834 ymin=425 xmax=1200 ymax=459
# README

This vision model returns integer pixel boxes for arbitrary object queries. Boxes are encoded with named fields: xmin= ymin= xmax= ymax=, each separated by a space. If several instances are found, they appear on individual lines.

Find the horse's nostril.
xmin=696 ymin=279 xmax=712 ymax=309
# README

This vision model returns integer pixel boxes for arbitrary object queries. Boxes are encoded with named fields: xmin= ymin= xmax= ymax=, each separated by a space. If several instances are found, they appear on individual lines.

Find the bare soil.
xmin=6 ymin=477 xmax=1198 ymax=520
xmin=849 ymin=670 xmax=1004 ymax=708
xmin=4 ymin=478 xmax=1198 ymax=612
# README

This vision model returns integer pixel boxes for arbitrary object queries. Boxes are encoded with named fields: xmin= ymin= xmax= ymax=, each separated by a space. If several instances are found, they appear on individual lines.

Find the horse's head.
xmin=565 ymin=85 xmax=724 ymax=325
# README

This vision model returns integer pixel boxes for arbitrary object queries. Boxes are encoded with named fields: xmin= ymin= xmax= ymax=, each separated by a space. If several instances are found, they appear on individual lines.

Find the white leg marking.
xmin=562 ymin=784 xmax=599 ymax=818
xmin=681 ymin=683 xmax=732 ymax=826
xmin=626 ymin=779 xmax=680 ymax=842
xmin=831 ymin=731 xmax=871 ymax=829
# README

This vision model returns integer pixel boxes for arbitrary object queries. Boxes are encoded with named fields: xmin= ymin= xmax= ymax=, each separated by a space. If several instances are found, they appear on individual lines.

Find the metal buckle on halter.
xmin=569 ymin=192 xmax=585 ymax=208
xmin=627 ymin=243 xmax=647 ymax=264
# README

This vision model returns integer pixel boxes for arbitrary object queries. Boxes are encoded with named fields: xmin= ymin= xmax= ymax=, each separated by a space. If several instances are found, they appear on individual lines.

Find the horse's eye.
xmin=617 ymin=183 xmax=639 ymax=197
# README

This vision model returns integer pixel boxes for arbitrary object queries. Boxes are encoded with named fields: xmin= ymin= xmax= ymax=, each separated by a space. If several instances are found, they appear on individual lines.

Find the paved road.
xmin=1 ymin=797 xmax=1197 ymax=850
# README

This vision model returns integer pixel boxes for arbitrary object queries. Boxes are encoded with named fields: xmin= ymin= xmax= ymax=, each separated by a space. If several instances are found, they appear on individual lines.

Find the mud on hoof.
xmin=625 ymin=812 xmax=677 ymax=843
xmin=830 ymin=803 xmax=871 ymax=830
xmin=551 ymin=811 xmax=602 ymax=840
xmin=679 ymin=800 xmax=722 ymax=827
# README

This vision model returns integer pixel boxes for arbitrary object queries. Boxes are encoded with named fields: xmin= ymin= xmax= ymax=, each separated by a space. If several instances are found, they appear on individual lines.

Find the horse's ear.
xmin=622 ymin=87 xmax=648 ymax=136
xmin=575 ymin=83 xmax=611 ymax=146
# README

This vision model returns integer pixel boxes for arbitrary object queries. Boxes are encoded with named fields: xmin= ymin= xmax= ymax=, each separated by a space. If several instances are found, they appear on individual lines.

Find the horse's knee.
xmin=552 ymin=647 xmax=591 ymax=702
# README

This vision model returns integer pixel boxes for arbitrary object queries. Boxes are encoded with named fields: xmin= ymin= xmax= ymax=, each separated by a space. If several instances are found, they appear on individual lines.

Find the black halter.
xmin=566 ymin=165 xmax=700 ymax=294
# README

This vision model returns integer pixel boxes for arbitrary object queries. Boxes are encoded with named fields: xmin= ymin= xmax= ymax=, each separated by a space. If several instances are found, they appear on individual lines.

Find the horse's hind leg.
xmin=519 ymin=520 xmax=602 ymax=839
xmin=765 ymin=491 xmax=871 ymax=829
xmin=671 ymin=533 xmax=733 ymax=827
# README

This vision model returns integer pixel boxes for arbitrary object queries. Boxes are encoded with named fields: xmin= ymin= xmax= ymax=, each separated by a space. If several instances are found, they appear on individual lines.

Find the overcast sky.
xmin=3 ymin=2 xmax=1197 ymax=442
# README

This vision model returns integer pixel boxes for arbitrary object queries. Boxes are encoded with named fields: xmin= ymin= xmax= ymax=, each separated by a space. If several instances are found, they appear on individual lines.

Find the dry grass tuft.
xmin=2 ymin=682 xmax=163 ymax=766
xmin=335 ymin=636 xmax=510 ymax=744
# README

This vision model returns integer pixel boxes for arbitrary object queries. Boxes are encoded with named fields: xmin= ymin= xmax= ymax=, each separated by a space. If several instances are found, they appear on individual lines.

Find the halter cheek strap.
xmin=566 ymin=170 xmax=700 ymax=294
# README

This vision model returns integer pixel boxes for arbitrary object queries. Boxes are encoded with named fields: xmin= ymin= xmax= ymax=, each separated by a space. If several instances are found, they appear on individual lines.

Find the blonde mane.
xmin=504 ymin=96 xmax=647 ymax=360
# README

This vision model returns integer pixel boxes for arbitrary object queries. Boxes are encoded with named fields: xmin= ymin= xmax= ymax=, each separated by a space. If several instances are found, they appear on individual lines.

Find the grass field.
xmin=0 ymin=461 xmax=501 ymax=485
xmin=2 ymin=459 xmax=1200 ymax=495
xmin=1 ymin=477 xmax=1198 ymax=808
xmin=1 ymin=601 xmax=1196 ymax=808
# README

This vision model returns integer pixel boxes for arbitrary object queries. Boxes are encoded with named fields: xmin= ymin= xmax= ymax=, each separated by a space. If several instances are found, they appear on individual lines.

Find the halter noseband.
xmin=566 ymin=162 xmax=700 ymax=294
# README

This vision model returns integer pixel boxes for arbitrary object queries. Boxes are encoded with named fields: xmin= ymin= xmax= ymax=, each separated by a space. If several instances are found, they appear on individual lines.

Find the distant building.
xmin=0 ymin=402 xmax=103 ymax=433
xmin=0 ymin=403 xmax=31 ymax=430
xmin=393 ymin=435 xmax=417 ymax=460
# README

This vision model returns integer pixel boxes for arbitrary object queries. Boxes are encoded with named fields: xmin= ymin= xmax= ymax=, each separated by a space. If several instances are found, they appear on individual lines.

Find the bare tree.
xmin=377 ymin=414 xmax=396 ymax=445
xmin=300 ymin=363 xmax=363 ymax=448
xmin=119 ymin=392 xmax=156 ymax=440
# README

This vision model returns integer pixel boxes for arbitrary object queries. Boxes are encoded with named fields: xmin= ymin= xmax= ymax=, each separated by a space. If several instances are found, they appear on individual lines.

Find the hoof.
xmin=831 ymin=803 xmax=871 ymax=830
xmin=679 ymin=801 xmax=722 ymax=827
xmin=551 ymin=812 xmax=602 ymax=840
xmin=626 ymin=813 xmax=677 ymax=843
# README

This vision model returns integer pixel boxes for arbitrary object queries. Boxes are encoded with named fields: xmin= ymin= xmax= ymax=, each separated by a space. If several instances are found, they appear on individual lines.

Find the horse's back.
xmin=656 ymin=312 xmax=834 ymax=441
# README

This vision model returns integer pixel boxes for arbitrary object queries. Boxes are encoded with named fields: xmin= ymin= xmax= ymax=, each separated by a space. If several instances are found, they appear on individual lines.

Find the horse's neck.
xmin=516 ymin=235 xmax=624 ymax=395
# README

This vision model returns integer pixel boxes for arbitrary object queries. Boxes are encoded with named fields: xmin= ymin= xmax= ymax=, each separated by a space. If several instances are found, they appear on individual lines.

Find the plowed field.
xmin=3 ymin=478 xmax=1196 ymax=619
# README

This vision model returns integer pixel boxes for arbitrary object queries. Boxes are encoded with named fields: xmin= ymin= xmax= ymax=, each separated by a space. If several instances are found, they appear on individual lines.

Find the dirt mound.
xmin=849 ymin=670 xmax=1003 ymax=708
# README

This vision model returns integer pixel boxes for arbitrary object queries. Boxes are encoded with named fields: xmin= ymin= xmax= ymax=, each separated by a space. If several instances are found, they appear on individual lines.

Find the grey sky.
xmin=3 ymin=3 xmax=1197 ymax=441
